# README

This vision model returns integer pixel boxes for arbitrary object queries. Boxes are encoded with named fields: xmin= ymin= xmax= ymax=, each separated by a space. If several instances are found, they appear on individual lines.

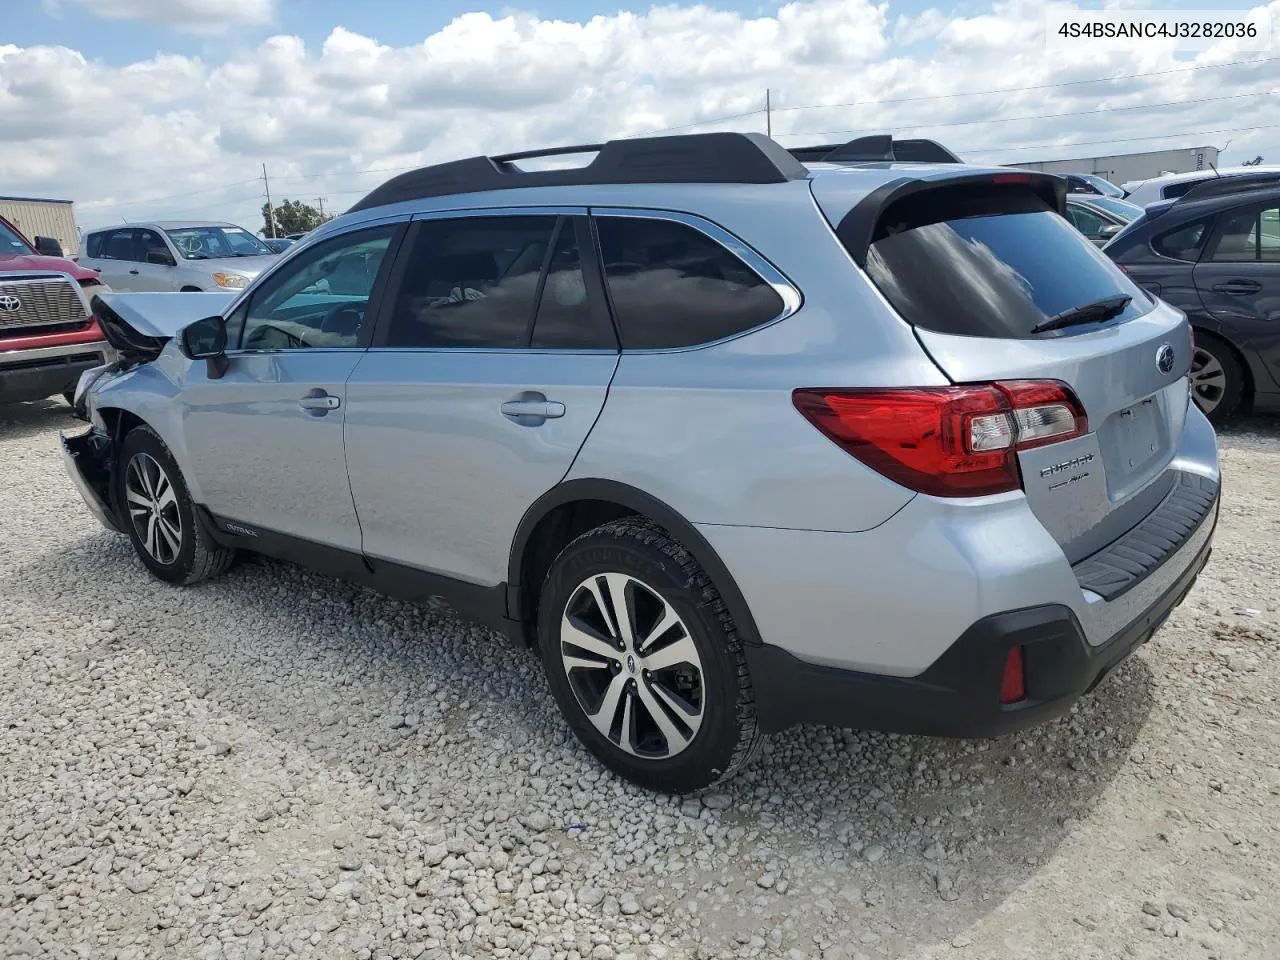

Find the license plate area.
xmin=1099 ymin=396 xmax=1166 ymax=500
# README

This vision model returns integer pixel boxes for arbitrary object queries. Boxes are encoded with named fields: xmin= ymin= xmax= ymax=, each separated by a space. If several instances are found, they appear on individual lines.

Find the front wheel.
xmin=537 ymin=518 xmax=761 ymax=793
xmin=116 ymin=426 xmax=235 ymax=585
xmin=1190 ymin=332 xmax=1245 ymax=423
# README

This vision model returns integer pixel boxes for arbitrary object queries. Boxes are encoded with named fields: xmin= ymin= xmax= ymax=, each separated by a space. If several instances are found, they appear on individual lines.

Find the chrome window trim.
xmin=588 ymin=206 xmax=803 ymax=354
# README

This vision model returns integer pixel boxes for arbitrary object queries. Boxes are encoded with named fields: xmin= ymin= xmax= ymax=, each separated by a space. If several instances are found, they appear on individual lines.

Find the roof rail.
xmin=1174 ymin=170 xmax=1280 ymax=205
xmin=348 ymin=132 xmax=809 ymax=212
xmin=787 ymin=136 xmax=963 ymax=165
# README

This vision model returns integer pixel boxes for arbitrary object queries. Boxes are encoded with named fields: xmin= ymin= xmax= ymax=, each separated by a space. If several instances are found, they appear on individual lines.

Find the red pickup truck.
xmin=1 ymin=213 xmax=114 ymax=406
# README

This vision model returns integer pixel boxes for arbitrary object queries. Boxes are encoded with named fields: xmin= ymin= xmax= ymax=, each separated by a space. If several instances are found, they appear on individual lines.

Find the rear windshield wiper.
xmin=1031 ymin=294 xmax=1132 ymax=335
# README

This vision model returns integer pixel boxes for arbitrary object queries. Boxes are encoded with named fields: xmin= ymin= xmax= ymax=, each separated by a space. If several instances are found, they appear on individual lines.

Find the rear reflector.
xmin=792 ymin=380 xmax=1088 ymax=498
xmin=1000 ymin=646 xmax=1026 ymax=704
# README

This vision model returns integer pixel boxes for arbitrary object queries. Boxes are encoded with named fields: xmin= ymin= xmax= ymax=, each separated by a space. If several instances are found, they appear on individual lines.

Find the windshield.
xmin=0 ymin=220 xmax=34 ymax=255
xmin=164 ymin=225 xmax=272 ymax=260
xmin=1084 ymin=196 xmax=1144 ymax=221
xmin=1082 ymin=175 xmax=1124 ymax=198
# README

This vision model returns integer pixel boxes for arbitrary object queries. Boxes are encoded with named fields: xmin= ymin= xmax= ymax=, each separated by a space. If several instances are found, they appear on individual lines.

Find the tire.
xmin=1190 ymin=331 xmax=1245 ymax=423
xmin=536 ymin=517 xmax=762 ymax=793
xmin=116 ymin=426 xmax=235 ymax=585
xmin=62 ymin=388 xmax=76 ymax=407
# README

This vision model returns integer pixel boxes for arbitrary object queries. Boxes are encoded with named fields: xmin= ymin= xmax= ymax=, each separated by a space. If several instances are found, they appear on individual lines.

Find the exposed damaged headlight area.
xmin=61 ymin=427 xmax=124 ymax=535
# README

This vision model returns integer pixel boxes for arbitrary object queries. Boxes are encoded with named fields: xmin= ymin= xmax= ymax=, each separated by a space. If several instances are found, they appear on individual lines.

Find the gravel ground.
xmin=2 ymin=398 xmax=1278 ymax=960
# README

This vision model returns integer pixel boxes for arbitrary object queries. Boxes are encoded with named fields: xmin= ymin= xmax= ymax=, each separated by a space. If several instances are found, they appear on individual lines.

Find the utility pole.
xmin=262 ymin=163 xmax=276 ymax=238
xmin=315 ymin=197 xmax=326 ymax=221
xmin=766 ymin=88 xmax=772 ymax=138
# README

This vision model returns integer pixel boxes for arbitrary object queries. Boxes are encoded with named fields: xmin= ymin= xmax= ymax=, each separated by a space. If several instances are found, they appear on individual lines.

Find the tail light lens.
xmin=1000 ymin=646 xmax=1026 ymax=704
xmin=792 ymin=380 xmax=1087 ymax=498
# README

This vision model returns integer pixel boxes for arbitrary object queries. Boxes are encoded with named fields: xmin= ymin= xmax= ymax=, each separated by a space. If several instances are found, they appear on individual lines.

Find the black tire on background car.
xmin=537 ymin=517 xmax=762 ymax=793
xmin=116 ymin=426 xmax=235 ymax=585
xmin=1190 ymin=331 xmax=1245 ymax=423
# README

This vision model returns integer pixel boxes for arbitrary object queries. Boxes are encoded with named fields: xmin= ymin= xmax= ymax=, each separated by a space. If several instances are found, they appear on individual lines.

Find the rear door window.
xmin=861 ymin=186 xmax=1152 ymax=339
xmin=594 ymin=216 xmax=784 ymax=349
xmin=1208 ymin=206 xmax=1280 ymax=262
xmin=1152 ymin=218 xmax=1214 ymax=261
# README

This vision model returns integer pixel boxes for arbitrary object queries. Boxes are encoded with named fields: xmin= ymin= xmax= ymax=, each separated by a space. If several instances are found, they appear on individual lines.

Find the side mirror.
xmin=146 ymin=249 xmax=175 ymax=266
xmin=1100 ymin=223 xmax=1124 ymax=239
xmin=34 ymin=235 xmax=64 ymax=257
xmin=179 ymin=315 xmax=230 ymax=379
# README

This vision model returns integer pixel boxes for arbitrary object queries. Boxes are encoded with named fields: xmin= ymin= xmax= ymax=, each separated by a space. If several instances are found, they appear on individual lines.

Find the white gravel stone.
xmin=2 ymin=399 xmax=1280 ymax=960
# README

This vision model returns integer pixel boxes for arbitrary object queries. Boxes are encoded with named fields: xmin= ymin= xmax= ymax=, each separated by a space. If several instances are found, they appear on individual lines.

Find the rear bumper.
xmin=746 ymin=499 xmax=1216 ymax=737
xmin=0 ymin=339 xmax=113 ymax=404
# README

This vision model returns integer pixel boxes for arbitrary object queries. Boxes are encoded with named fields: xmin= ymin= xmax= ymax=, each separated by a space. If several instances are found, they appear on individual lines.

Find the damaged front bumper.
xmin=62 ymin=427 xmax=124 ymax=535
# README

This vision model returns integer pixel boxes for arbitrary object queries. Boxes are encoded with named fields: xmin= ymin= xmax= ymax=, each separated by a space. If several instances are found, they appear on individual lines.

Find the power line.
xmin=84 ymin=178 xmax=261 ymax=210
xmin=958 ymin=121 xmax=1280 ymax=159
xmin=771 ymin=55 xmax=1280 ymax=116
xmin=776 ymin=89 xmax=1275 ymax=140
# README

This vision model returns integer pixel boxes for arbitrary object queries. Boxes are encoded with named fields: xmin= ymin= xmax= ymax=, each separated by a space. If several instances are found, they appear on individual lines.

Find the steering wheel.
xmin=244 ymin=322 xmax=308 ymax=350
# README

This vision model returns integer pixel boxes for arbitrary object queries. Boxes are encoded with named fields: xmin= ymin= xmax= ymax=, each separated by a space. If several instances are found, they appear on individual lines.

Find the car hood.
xmin=93 ymin=291 xmax=237 ymax=361
xmin=0 ymin=251 xmax=100 ymax=282
xmin=181 ymin=253 xmax=277 ymax=275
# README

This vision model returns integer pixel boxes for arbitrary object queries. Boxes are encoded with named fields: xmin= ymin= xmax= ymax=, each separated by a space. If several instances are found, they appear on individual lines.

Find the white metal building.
xmin=0 ymin=195 xmax=81 ymax=257
xmin=1010 ymin=146 xmax=1220 ymax=187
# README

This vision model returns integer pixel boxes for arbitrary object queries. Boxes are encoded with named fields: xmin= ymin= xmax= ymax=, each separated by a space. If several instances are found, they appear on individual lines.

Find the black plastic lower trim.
xmin=746 ymin=518 xmax=1215 ymax=737
xmin=0 ymin=354 xmax=102 ymax=404
xmin=201 ymin=509 xmax=523 ymax=643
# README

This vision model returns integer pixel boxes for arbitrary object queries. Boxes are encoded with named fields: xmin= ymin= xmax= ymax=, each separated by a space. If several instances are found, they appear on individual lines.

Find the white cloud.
xmin=62 ymin=0 xmax=275 ymax=34
xmin=2 ymin=0 xmax=1279 ymax=235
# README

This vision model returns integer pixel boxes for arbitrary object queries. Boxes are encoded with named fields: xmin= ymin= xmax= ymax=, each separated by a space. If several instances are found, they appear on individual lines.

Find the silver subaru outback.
xmin=63 ymin=133 xmax=1219 ymax=793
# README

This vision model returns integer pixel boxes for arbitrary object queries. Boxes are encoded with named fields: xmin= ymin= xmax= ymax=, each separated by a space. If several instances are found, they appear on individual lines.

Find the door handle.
xmin=129 ymin=269 xmax=139 ymax=275
xmin=298 ymin=393 xmax=340 ymax=412
xmin=1213 ymin=279 xmax=1261 ymax=295
xmin=501 ymin=395 xmax=565 ymax=423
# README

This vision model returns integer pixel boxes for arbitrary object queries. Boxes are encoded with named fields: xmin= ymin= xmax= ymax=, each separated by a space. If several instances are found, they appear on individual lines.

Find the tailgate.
xmin=822 ymin=173 xmax=1193 ymax=558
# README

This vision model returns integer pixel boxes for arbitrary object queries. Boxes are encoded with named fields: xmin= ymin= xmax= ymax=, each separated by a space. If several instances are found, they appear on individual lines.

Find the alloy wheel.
xmin=559 ymin=572 xmax=705 ymax=759
xmin=1189 ymin=346 xmax=1226 ymax=415
xmin=124 ymin=452 xmax=183 ymax=565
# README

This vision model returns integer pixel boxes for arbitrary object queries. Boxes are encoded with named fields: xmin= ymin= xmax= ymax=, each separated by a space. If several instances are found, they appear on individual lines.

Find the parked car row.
xmin=78 ymin=221 xmax=279 ymax=293
xmin=63 ymin=132 xmax=1220 ymax=792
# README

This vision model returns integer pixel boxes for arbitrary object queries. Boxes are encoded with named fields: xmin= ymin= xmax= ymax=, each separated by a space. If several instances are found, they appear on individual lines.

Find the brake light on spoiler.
xmin=792 ymin=381 xmax=1088 ymax=497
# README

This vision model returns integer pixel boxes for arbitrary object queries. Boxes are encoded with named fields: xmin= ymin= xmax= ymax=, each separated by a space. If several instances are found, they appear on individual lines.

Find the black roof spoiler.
xmin=349 ymin=132 xmax=809 ymax=212
xmin=787 ymin=136 xmax=963 ymax=165
xmin=834 ymin=171 xmax=1067 ymax=268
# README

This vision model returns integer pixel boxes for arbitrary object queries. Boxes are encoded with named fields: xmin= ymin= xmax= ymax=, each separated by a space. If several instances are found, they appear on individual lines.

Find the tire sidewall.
xmin=537 ymin=533 xmax=746 ymax=793
xmin=1194 ymin=332 xmax=1244 ymax=423
xmin=116 ymin=428 xmax=201 ymax=585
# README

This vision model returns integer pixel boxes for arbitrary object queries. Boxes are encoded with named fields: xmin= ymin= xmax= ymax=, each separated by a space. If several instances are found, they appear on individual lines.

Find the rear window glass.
xmin=1152 ymin=218 xmax=1214 ymax=261
xmin=862 ymin=187 xmax=1152 ymax=339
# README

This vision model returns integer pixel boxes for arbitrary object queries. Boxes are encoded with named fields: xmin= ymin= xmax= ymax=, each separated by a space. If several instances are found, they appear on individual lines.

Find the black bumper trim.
xmin=746 ymin=513 xmax=1216 ymax=738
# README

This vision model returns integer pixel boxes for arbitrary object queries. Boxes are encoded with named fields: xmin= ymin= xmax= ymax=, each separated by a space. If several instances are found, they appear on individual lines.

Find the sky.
xmin=2 ymin=0 xmax=1278 ymax=234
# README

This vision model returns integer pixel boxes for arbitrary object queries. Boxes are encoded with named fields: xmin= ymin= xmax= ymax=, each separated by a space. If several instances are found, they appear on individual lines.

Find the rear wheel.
xmin=1190 ymin=332 xmax=1245 ymax=422
xmin=537 ymin=518 xmax=761 ymax=793
xmin=116 ymin=426 xmax=234 ymax=585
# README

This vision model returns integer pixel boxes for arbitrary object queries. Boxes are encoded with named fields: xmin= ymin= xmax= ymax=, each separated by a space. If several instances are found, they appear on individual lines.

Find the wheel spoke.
xmin=154 ymin=473 xmax=176 ymax=511
xmin=562 ymin=653 xmax=613 ymax=674
xmin=641 ymin=633 xmax=699 ymax=672
xmin=583 ymin=576 xmax=619 ymax=641
xmin=603 ymin=573 xmax=636 ymax=647
xmin=562 ymin=616 xmax=621 ymax=660
xmin=586 ymin=673 xmax=629 ymax=742
xmin=157 ymin=516 xmax=181 ymax=558
xmin=144 ymin=515 xmax=160 ymax=558
xmin=125 ymin=486 xmax=150 ymax=508
xmin=649 ymin=677 xmax=702 ymax=725
xmin=634 ymin=680 xmax=692 ymax=755
xmin=636 ymin=605 xmax=681 ymax=656
xmin=618 ymin=688 xmax=638 ymax=756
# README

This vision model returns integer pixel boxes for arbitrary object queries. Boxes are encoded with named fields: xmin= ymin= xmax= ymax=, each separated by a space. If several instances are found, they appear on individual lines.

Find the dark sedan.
xmin=1103 ymin=174 xmax=1280 ymax=421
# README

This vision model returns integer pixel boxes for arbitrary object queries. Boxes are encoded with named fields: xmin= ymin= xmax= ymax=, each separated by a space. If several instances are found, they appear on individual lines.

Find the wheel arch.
xmin=507 ymin=479 xmax=764 ymax=650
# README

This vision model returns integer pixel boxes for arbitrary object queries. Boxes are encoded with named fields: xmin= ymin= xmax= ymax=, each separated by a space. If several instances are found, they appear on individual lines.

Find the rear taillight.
xmin=792 ymin=381 xmax=1088 ymax=498
xmin=1000 ymin=647 xmax=1026 ymax=704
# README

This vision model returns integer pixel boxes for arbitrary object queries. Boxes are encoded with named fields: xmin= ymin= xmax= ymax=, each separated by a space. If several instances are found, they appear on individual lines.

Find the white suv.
xmin=78 ymin=221 xmax=278 ymax=293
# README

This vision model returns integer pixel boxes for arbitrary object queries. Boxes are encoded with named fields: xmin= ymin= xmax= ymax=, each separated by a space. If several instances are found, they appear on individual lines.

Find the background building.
xmin=1010 ymin=146 xmax=1220 ymax=186
xmin=0 ymin=195 xmax=80 ymax=256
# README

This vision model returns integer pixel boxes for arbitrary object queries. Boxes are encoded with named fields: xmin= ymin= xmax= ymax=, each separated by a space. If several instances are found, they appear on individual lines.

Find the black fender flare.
xmin=506 ymin=478 xmax=764 ymax=647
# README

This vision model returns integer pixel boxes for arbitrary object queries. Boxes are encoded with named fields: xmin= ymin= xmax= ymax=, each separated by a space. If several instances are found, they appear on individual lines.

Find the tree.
xmin=1241 ymin=155 xmax=1264 ymax=166
xmin=261 ymin=199 xmax=330 ymax=237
